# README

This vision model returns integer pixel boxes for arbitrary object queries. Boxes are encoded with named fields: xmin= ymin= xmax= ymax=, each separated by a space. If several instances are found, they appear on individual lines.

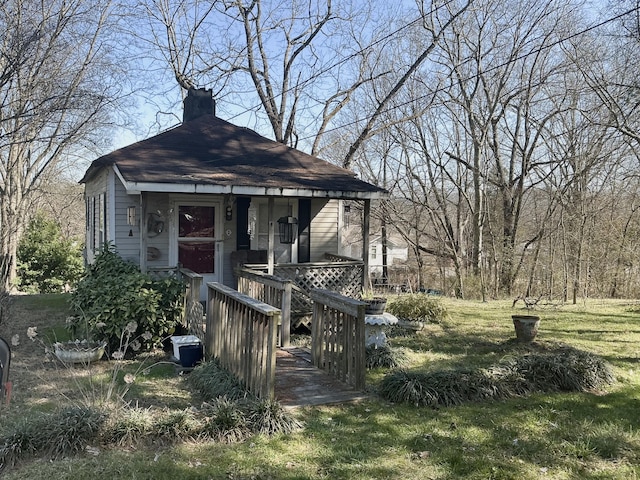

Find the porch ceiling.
xmin=82 ymin=115 xmax=387 ymax=200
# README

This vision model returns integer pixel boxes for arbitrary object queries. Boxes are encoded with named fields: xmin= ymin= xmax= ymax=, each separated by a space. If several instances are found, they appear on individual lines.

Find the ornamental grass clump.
xmin=187 ymin=360 xmax=301 ymax=438
xmin=504 ymin=348 xmax=615 ymax=392
xmin=151 ymin=408 xmax=200 ymax=441
xmin=0 ymin=406 xmax=106 ymax=470
xmin=100 ymin=407 xmax=202 ymax=447
xmin=187 ymin=358 xmax=250 ymax=401
xmin=365 ymin=344 xmax=407 ymax=369
xmin=246 ymin=398 xmax=302 ymax=435
xmin=379 ymin=347 xmax=614 ymax=407
xmin=26 ymin=321 xmax=161 ymax=408
xmin=200 ymin=397 xmax=251 ymax=443
xmin=379 ymin=369 xmax=500 ymax=407
xmin=101 ymin=406 xmax=154 ymax=447
xmin=386 ymin=294 xmax=448 ymax=324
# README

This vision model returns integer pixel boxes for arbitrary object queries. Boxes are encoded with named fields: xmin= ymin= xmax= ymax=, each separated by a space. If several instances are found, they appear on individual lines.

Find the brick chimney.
xmin=183 ymin=87 xmax=215 ymax=122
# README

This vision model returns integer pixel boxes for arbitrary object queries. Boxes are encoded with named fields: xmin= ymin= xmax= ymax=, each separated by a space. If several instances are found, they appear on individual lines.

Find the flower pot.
xmin=364 ymin=297 xmax=387 ymax=315
xmin=54 ymin=341 xmax=106 ymax=364
xmin=512 ymin=315 xmax=540 ymax=342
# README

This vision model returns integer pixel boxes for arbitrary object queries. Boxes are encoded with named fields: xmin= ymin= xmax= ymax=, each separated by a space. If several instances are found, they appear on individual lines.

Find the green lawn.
xmin=3 ymin=296 xmax=640 ymax=479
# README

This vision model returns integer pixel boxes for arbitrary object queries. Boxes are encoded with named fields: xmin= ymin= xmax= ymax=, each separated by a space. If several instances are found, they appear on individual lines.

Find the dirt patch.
xmin=0 ymin=294 xmax=79 ymax=407
xmin=0 ymin=294 xmax=191 ymax=410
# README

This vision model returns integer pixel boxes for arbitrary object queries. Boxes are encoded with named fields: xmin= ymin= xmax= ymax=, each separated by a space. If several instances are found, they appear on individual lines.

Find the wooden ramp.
xmin=274 ymin=347 xmax=370 ymax=409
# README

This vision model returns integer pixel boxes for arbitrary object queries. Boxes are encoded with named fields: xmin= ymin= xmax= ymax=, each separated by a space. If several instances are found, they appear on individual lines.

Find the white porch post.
xmin=267 ymin=197 xmax=275 ymax=275
xmin=363 ymin=199 xmax=371 ymax=290
xmin=140 ymin=192 xmax=147 ymax=273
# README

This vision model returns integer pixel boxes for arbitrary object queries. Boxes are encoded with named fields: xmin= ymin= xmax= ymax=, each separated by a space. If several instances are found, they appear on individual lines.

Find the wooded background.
xmin=1 ymin=0 xmax=638 ymax=301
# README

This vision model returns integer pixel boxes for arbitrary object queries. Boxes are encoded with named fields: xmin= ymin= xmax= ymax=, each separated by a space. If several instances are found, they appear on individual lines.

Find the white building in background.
xmin=341 ymin=228 xmax=409 ymax=279
xmin=368 ymin=234 xmax=409 ymax=277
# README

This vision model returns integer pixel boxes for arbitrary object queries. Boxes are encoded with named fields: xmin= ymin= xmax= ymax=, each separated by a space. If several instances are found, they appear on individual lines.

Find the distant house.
xmin=368 ymin=234 xmax=409 ymax=276
xmin=342 ymin=231 xmax=408 ymax=278
xmin=80 ymin=88 xmax=387 ymax=300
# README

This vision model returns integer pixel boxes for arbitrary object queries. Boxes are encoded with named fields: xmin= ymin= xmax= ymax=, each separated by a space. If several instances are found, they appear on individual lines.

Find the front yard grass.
xmin=2 ymin=295 xmax=640 ymax=479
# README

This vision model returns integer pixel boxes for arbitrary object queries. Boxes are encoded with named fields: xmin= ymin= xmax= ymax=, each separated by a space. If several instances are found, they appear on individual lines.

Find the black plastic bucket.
xmin=179 ymin=344 xmax=203 ymax=368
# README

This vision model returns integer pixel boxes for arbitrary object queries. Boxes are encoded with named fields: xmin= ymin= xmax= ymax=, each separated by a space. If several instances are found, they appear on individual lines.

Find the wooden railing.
xmin=244 ymin=254 xmax=364 ymax=317
xmin=147 ymin=265 xmax=180 ymax=278
xmin=147 ymin=266 xmax=205 ymax=340
xmin=236 ymin=268 xmax=292 ymax=347
xmin=205 ymin=282 xmax=280 ymax=399
xmin=178 ymin=268 xmax=204 ymax=339
xmin=310 ymin=289 xmax=366 ymax=390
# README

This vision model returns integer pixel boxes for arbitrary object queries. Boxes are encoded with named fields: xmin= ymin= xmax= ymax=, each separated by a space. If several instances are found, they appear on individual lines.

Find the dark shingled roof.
xmin=81 ymin=115 xmax=386 ymax=197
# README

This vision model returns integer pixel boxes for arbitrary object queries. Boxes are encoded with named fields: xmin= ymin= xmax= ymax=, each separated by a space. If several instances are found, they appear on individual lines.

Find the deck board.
xmin=274 ymin=347 xmax=370 ymax=408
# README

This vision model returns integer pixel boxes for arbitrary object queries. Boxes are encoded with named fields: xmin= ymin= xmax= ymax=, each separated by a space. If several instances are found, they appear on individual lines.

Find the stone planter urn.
xmin=54 ymin=341 xmax=106 ymax=364
xmin=512 ymin=315 xmax=540 ymax=342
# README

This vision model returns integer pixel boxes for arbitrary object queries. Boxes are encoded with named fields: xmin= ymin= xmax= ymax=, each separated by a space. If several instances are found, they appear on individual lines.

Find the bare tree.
xmin=425 ymin=0 xmax=587 ymax=295
xmin=568 ymin=3 xmax=640 ymax=150
xmin=341 ymin=0 xmax=471 ymax=169
xmin=135 ymin=0 xmax=396 ymax=150
xmin=0 ymin=0 xmax=126 ymax=290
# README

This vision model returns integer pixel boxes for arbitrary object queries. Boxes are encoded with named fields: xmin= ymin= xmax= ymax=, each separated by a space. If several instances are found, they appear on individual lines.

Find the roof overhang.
xmin=114 ymin=166 xmax=388 ymax=200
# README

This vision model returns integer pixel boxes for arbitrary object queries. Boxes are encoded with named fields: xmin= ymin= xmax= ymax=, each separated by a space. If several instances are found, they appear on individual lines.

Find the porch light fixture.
xmin=224 ymin=194 xmax=234 ymax=221
xmin=277 ymin=216 xmax=298 ymax=244
xmin=127 ymin=206 xmax=136 ymax=226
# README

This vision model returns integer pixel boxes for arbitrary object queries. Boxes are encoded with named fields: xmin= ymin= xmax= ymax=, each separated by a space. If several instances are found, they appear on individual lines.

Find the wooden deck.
xmin=274 ymin=347 xmax=370 ymax=409
xmin=202 ymin=281 xmax=368 ymax=404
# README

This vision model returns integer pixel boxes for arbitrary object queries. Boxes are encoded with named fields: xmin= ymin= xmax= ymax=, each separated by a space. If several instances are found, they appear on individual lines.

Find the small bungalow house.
xmin=80 ymin=88 xmax=387 ymax=300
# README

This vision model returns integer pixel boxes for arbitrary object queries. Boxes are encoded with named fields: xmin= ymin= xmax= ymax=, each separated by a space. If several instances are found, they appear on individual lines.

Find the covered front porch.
xmin=135 ymin=192 xmax=378 ymax=303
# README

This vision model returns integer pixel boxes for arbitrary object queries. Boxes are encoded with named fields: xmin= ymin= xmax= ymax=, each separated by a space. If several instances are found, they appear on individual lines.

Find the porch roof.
xmin=81 ymin=114 xmax=387 ymax=200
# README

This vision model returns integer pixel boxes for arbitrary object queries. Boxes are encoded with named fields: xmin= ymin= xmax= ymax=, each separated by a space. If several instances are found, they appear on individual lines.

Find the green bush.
xmin=17 ymin=213 xmax=84 ymax=293
xmin=386 ymin=294 xmax=448 ymax=323
xmin=69 ymin=245 xmax=185 ymax=353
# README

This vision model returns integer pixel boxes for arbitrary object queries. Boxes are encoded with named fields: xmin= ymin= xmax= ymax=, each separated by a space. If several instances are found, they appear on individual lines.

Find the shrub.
xmin=69 ymin=245 xmax=185 ymax=353
xmin=0 ymin=290 xmax=9 ymax=326
xmin=386 ymin=294 xmax=448 ymax=323
xmin=17 ymin=213 xmax=84 ymax=293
